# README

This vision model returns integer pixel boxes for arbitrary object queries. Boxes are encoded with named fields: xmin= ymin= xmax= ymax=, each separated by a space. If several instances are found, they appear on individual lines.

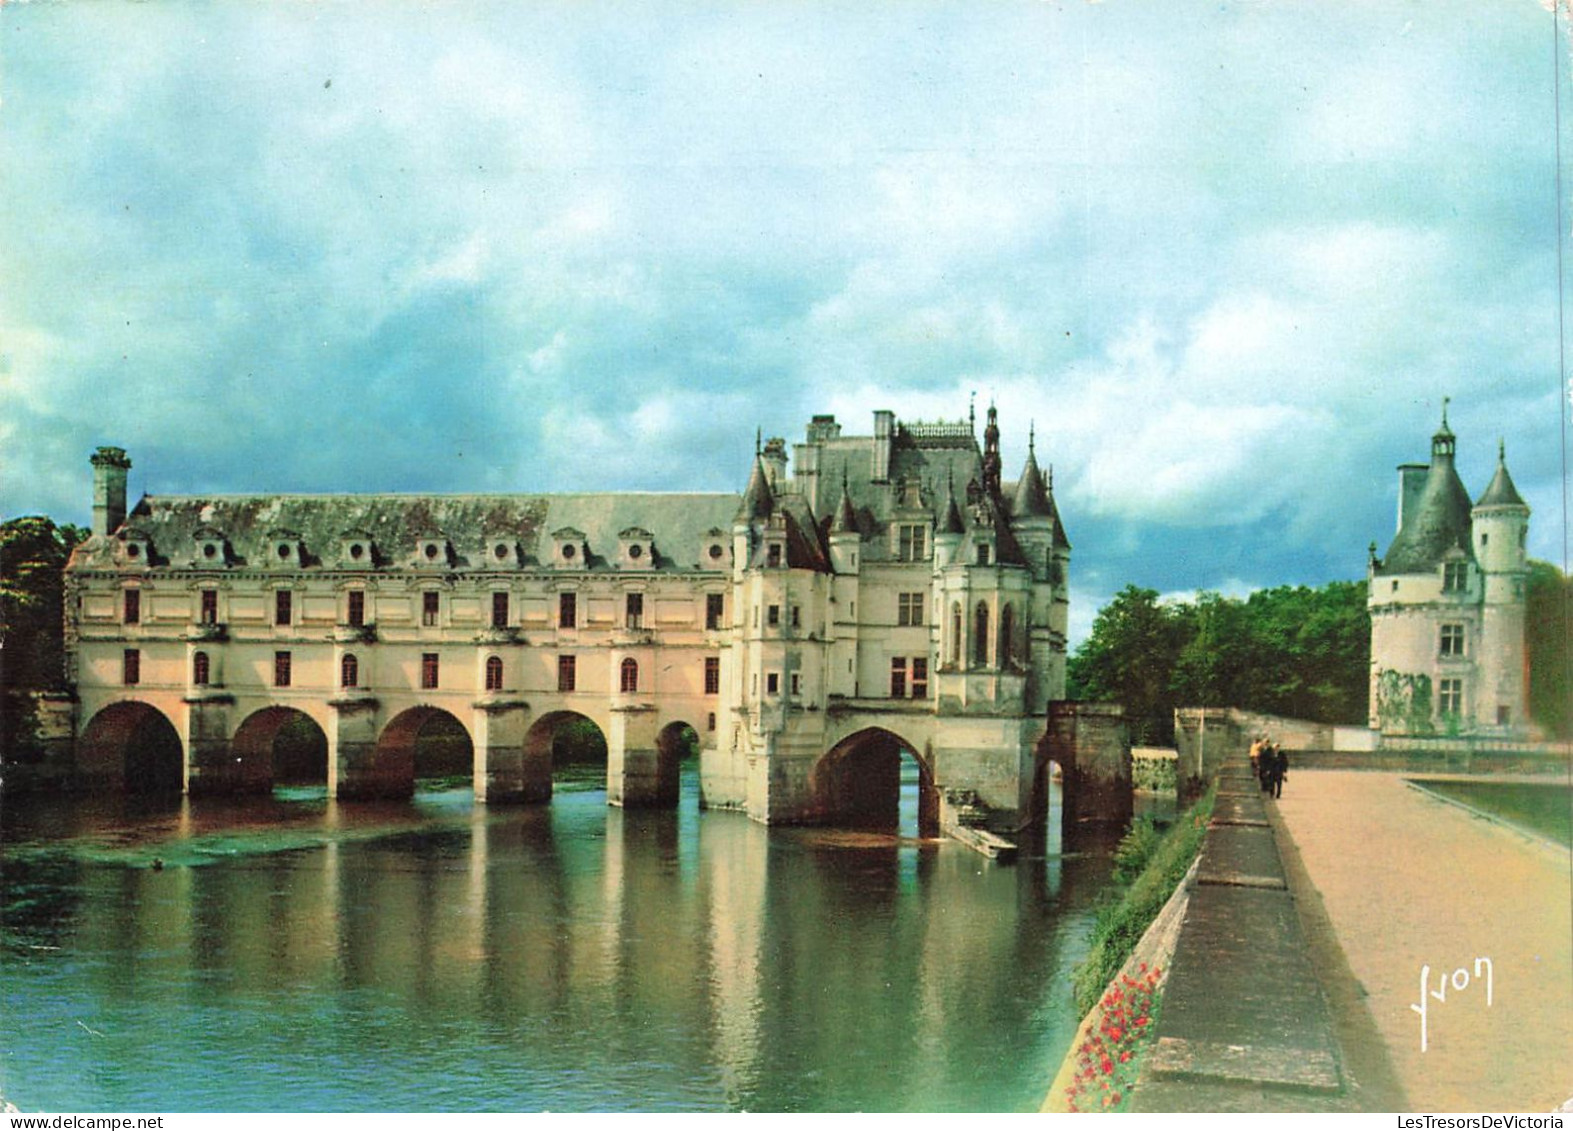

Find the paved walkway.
xmin=1272 ymin=771 xmax=1573 ymax=1112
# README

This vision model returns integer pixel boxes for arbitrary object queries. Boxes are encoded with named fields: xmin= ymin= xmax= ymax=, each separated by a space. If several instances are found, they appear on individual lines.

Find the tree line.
xmin=1068 ymin=571 xmax=1571 ymax=744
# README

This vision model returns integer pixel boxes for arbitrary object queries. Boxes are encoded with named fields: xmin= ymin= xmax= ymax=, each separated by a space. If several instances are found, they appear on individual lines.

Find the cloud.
xmin=0 ymin=0 xmax=1562 ymax=639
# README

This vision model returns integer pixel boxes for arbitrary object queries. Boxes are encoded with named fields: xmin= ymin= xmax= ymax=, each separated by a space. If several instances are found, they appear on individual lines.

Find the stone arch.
xmin=651 ymin=719 xmax=700 ymax=807
xmin=230 ymin=706 xmax=330 ymax=793
xmin=809 ymin=726 xmax=939 ymax=838
xmin=520 ymin=710 xmax=610 ymax=802
xmin=77 ymin=700 xmax=184 ymax=794
xmin=369 ymin=706 xmax=476 ymax=798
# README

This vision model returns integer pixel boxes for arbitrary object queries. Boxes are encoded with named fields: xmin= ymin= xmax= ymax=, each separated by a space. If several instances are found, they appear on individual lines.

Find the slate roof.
xmin=68 ymin=491 xmax=742 ymax=572
xmin=1378 ymin=456 xmax=1475 ymax=575
xmin=1475 ymin=447 xmax=1527 ymax=509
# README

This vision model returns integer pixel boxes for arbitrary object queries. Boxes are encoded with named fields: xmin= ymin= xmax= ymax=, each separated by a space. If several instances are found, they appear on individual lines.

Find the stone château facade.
xmin=1367 ymin=406 xmax=1529 ymax=737
xmin=64 ymin=405 xmax=1072 ymax=835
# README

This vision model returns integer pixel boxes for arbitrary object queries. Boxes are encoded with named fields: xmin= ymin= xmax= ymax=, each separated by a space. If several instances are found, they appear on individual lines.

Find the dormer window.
xmin=702 ymin=528 xmax=730 ymax=568
xmin=489 ymin=539 xmax=518 ymax=568
xmin=415 ymin=534 xmax=450 ymax=569
xmin=551 ymin=527 xmax=588 ymax=569
xmin=617 ymin=527 xmax=654 ymax=570
xmin=119 ymin=528 xmax=152 ymax=565
xmin=268 ymin=529 xmax=304 ymax=568
xmin=897 ymin=523 xmax=928 ymax=561
xmin=766 ymin=541 xmax=784 ymax=568
xmin=1442 ymin=561 xmax=1468 ymax=592
xmin=192 ymin=526 xmax=228 ymax=566
xmin=339 ymin=530 xmax=376 ymax=569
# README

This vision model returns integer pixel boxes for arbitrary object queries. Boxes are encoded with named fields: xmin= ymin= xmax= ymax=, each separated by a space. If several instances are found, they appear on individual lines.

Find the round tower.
xmin=1473 ymin=440 xmax=1530 ymax=733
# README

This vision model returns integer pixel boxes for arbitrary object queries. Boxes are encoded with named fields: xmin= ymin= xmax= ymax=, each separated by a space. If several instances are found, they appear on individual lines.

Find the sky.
xmin=1 ymin=0 xmax=1568 ymax=647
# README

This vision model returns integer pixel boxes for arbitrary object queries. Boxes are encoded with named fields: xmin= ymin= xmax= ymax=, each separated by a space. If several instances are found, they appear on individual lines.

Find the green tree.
xmin=1526 ymin=560 xmax=1571 ymax=739
xmin=1 ymin=516 xmax=88 ymax=691
xmin=1068 ymin=579 xmax=1372 ymax=738
xmin=1067 ymin=585 xmax=1187 ymax=743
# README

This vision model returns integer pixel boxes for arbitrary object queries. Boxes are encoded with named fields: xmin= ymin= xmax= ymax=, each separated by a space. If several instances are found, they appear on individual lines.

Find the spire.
xmin=981 ymin=403 xmax=1002 ymax=496
xmin=831 ymin=467 xmax=859 ymax=534
xmin=1381 ymin=408 xmax=1475 ymax=572
xmin=1011 ymin=428 xmax=1052 ymax=519
xmin=1432 ymin=397 xmax=1456 ymax=460
xmin=1475 ymin=439 xmax=1527 ymax=509
xmin=938 ymin=469 xmax=965 ymax=535
xmin=737 ymin=450 xmax=775 ymax=522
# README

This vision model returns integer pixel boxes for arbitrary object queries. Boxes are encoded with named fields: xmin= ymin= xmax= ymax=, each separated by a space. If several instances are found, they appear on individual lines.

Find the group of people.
xmin=1248 ymin=736 xmax=1289 ymax=799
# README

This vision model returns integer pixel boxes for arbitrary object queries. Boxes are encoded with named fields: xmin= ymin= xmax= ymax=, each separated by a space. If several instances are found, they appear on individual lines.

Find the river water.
xmin=0 ymin=770 xmax=1147 ymax=1113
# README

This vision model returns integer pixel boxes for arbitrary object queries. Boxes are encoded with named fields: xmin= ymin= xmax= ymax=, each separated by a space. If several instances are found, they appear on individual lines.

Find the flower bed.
xmin=1064 ymin=964 xmax=1163 ymax=1112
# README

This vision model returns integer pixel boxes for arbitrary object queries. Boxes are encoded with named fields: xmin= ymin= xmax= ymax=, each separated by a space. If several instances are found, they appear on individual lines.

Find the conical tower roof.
xmin=938 ymin=472 xmax=966 ymax=535
xmin=1380 ymin=408 xmax=1474 ymax=573
xmin=1011 ymin=428 xmax=1053 ymax=519
xmin=736 ymin=452 xmax=774 ymax=522
xmin=1475 ymin=441 xmax=1527 ymax=509
xmin=1046 ymin=466 xmax=1071 ymax=550
xmin=830 ymin=471 xmax=859 ymax=535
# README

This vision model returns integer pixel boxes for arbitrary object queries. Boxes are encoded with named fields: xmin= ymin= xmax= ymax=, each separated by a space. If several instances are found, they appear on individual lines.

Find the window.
xmin=767 ymin=604 xmax=780 ymax=627
xmin=274 ymin=651 xmax=291 ymax=687
xmin=976 ymin=543 xmax=991 ymax=566
xmin=706 ymin=593 xmax=724 ymax=630
xmin=890 ymin=657 xmax=907 ymax=698
xmin=707 ymin=712 xmax=716 ymax=732
xmin=558 ymin=655 xmax=576 ymax=692
xmin=620 ymin=657 xmax=639 ymax=693
xmin=347 ymin=590 xmax=365 ymax=627
xmin=911 ymin=657 xmax=928 ymax=699
xmin=341 ymin=653 xmax=359 ymax=688
xmin=192 ymin=651 xmax=210 ymax=687
xmin=491 ymin=591 xmax=509 ymax=630
xmin=626 ymin=593 xmax=643 ymax=629
xmin=124 ymin=589 xmax=140 ymax=624
xmin=1443 ymin=562 xmax=1468 ymax=592
xmin=421 ymin=653 xmax=439 ymax=689
xmin=897 ymin=592 xmax=924 ymax=626
xmin=422 ymin=591 xmax=439 ymax=626
xmin=1497 ymin=705 xmax=1511 ymax=726
xmin=1439 ymin=677 xmax=1463 ymax=718
xmin=790 ymin=671 xmax=802 ymax=697
xmin=999 ymin=604 xmax=1015 ymax=667
xmin=559 ymin=592 xmax=577 ymax=628
xmin=704 ymin=656 xmax=720 ymax=694
xmin=766 ymin=672 xmax=779 ymax=696
xmin=276 ymin=590 xmax=292 ymax=626
xmin=485 ymin=655 xmax=504 ymax=691
xmin=898 ymin=524 xmax=927 ymax=561
xmin=1440 ymin=623 xmax=1465 ymax=657
xmin=950 ymin=604 xmax=962 ymax=665
xmin=123 ymin=648 xmax=140 ymax=685
xmin=200 ymin=589 xmax=218 ymax=625
xmin=973 ymin=602 xmax=990 ymax=666
xmin=767 ymin=542 xmax=783 ymax=568
xmin=791 ymin=606 xmax=801 ymax=629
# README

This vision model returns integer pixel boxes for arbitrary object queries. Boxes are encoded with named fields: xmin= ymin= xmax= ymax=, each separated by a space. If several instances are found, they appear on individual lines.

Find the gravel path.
xmin=1272 ymin=771 xmax=1573 ymax=1112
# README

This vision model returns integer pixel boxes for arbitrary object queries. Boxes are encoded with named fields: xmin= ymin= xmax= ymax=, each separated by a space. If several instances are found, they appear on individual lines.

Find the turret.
xmin=934 ymin=472 xmax=965 ymax=569
xmin=828 ymin=471 xmax=860 ymax=574
xmin=1473 ymin=439 xmax=1529 ymax=581
xmin=90 ymin=446 xmax=131 ymax=537
xmin=980 ymin=404 xmax=1002 ymax=497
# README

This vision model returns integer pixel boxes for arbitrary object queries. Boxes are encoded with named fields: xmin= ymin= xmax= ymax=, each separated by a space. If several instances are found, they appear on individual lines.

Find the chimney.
xmin=872 ymin=410 xmax=894 ymax=482
xmin=91 ymin=446 xmax=131 ymax=536
xmin=761 ymin=437 xmax=788 ymax=493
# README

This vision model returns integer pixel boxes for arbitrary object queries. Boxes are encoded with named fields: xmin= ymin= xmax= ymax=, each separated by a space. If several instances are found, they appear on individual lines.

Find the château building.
xmin=1367 ymin=406 xmax=1529 ymax=737
xmin=63 ymin=405 xmax=1071 ymax=835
